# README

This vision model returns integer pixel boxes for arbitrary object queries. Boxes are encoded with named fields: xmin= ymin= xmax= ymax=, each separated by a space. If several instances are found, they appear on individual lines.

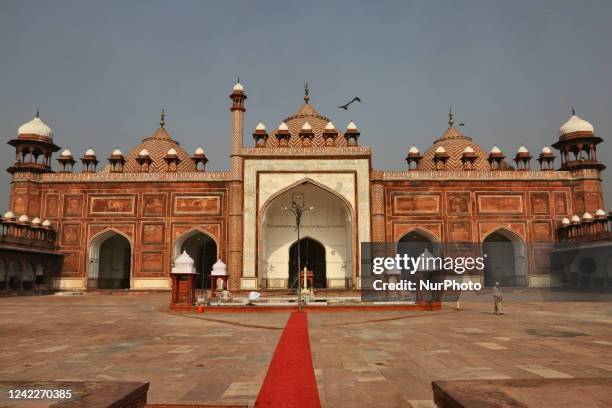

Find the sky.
xmin=1 ymin=0 xmax=611 ymax=207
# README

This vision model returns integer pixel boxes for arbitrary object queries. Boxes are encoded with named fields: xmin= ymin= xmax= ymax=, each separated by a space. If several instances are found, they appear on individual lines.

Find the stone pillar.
xmin=370 ymin=181 xmax=386 ymax=242
xmin=228 ymin=82 xmax=246 ymax=290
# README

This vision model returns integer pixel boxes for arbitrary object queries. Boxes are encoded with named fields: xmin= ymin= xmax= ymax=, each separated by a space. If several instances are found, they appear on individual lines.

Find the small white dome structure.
xmin=518 ymin=146 xmax=529 ymax=153
xmin=233 ymin=81 xmax=244 ymax=92
xmin=278 ymin=122 xmax=289 ymax=131
xmin=409 ymin=146 xmax=420 ymax=154
xmin=167 ymin=148 xmax=177 ymax=155
xmin=3 ymin=211 xmax=15 ymax=220
xmin=42 ymin=220 xmax=52 ymax=227
xmin=347 ymin=121 xmax=358 ymax=130
xmin=301 ymin=122 xmax=312 ymax=130
xmin=172 ymin=250 xmax=196 ymax=274
xmin=18 ymin=114 xmax=53 ymax=138
xmin=582 ymin=212 xmax=593 ymax=220
xmin=18 ymin=214 xmax=29 ymax=223
xmin=85 ymin=148 xmax=96 ymax=156
xmin=325 ymin=121 xmax=335 ymax=130
xmin=571 ymin=215 xmax=581 ymax=223
xmin=491 ymin=146 xmax=502 ymax=154
xmin=139 ymin=149 xmax=150 ymax=156
xmin=561 ymin=217 xmax=570 ymax=225
xmin=31 ymin=217 xmax=41 ymax=225
xmin=542 ymin=146 xmax=552 ymax=154
xmin=463 ymin=146 xmax=475 ymax=153
xmin=211 ymin=259 xmax=227 ymax=276
xmin=255 ymin=122 xmax=266 ymax=131
xmin=194 ymin=147 xmax=205 ymax=155
xmin=112 ymin=148 xmax=123 ymax=156
xmin=595 ymin=209 xmax=606 ymax=217
xmin=435 ymin=146 xmax=447 ymax=154
xmin=559 ymin=113 xmax=594 ymax=136
xmin=61 ymin=149 xmax=72 ymax=157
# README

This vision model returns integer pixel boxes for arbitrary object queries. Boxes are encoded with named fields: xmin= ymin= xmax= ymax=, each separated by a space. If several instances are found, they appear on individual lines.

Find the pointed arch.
xmin=289 ymin=236 xmax=327 ymax=289
xmin=174 ymin=228 xmax=218 ymax=289
xmin=397 ymin=227 xmax=441 ymax=243
xmin=88 ymin=228 xmax=133 ymax=289
xmin=482 ymin=227 xmax=526 ymax=287
xmin=173 ymin=227 xmax=219 ymax=259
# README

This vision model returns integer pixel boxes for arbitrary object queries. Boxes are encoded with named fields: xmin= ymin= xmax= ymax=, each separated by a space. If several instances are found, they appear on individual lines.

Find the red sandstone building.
xmin=1 ymin=82 xmax=610 ymax=293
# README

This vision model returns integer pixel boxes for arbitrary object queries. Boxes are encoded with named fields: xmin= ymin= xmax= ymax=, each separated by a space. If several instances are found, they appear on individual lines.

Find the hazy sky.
xmin=1 ymin=0 xmax=611 ymax=207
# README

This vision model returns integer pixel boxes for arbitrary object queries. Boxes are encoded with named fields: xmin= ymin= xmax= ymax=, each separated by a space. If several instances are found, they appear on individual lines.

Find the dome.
xmin=491 ymin=146 xmax=502 ymax=154
xmin=256 ymin=122 xmax=266 ymax=131
xmin=85 ymin=148 xmax=96 ymax=156
xmin=409 ymin=146 xmax=420 ymax=154
xmin=18 ymin=214 xmax=29 ymax=223
xmin=561 ymin=217 xmax=570 ymax=225
xmin=301 ymin=122 xmax=312 ymax=130
xmin=418 ymin=123 xmax=490 ymax=171
xmin=117 ymin=125 xmax=195 ymax=173
xmin=278 ymin=122 xmax=289 ymax=131
xmin=233 ymin=82 xmax=244 ymax=92
xmin=18 ymin=114 xmax=53 ymax=138
xmin=3 ymin=211 xmax=15 ymax=219
xmin=42 ymin=220 xmax=52 ymax=227
xmin=583 ymin=212 xmax=593 ymax=220
xmin=518 ymin=146 xmax=529 ymax=153
xmin=571 ymin=215 xmax=581 ymax=223
xmin=435 ymin=146 xmax=446 ymax=154
xmin=167 ymin=148 xmax=177 ymax=155
xmin=463 ymin=146 xmax=475 ymax=153
xmin=542 ymin=146 xmax=552 ymax=154
xmin=61 ymin=148 xmax=72 ymax=157
xmin=559 ymin=113 xmax=594 ymax=136
xmin=31 ymin=217 xmax=41 ymax=225
xmin=595 ymin=208 xmax=606 ymax=216
xmin=211 ymin=258 xmax=228 ymax=276
xmin=347 ymin=121 xmax=358 ymax=130
xmin=112 ymin=148 xmax=123 ymax=156
xmin=325 ymin=121 xmax=335 ymax=130
xmin=194 ymin=147 xmax=205 ymax=155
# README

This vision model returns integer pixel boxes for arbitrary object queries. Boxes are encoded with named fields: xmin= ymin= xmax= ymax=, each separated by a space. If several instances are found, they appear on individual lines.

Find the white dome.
xmin=112 ymin=148 xmax=123 ymax=156
xmin=167 ymin=148 xmax=177 ymax=155
xmin=18 ymin=116 xmax=53 ymax=138
xmin=561 ymin=217 xmax=570 ymax=225
xmin=491 ymin=146 xmax=502 ymax=154
xmin=463 ymin=146 xmax=475 ymax=153
xmin=85 ymin=148 xmax=96 ymax=156
xmin=256 ymin=122 xmax=266 ymax=131
xmin=518 ymin=146 xmax=529 ymax=153
xmin=31 ymin=217 xmax=41 ymax=225
xmin=541 ymin=146 xmax=552 ymax=154
xmin=595 ymin=208 xmax=606 ymax=216
xmin=42 ymin=219 xmax=52 ymax=227
xmin=278 ymin=122 xmax=289 ymax=131
xmin=3 ymin=211 xmax=15 ymax=219
xmin=559 ymin=114 xmax=594 ymax=136
xmin=18 ymin=214 xmax=29 ymax=223
xmin=233 ymin=82 xmax=244 ymax=92
xmin=139 ymin=149 xmax=150 ymax=156
xmin=325 ymin=121 xmax=335 ymax=130
xmin=583 ymin=212 xmax=593 ymax=220
xmin=61 ymin=148 xmax=72 ymax=157
xmin=211 ymin=258 xmax=227 ymax=276
xmin=435 ymin=146 xmax=446 ymax=154
xmin=409 ymin=145 xmax=420 ymax=154
xmin=347 ymin=121 xmax=358 ymax=130
xmin=301 ymin=122 xmax=312 ymax=130
xmin=571 ymin=215 xmax=581 ymax=223
xmin=194 ymin=147 xmax=205 ymax=155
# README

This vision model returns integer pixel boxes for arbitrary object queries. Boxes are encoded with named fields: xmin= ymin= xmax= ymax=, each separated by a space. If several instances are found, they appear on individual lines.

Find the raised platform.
xmin=432 ymin=378 xmax=612 ymax=408
xmin=170 ymin=301 xmax=442 ymax=313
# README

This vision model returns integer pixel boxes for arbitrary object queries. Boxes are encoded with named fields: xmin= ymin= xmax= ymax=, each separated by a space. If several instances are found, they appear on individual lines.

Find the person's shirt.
xmin=492 ymin=286 xmax=502 ymax=299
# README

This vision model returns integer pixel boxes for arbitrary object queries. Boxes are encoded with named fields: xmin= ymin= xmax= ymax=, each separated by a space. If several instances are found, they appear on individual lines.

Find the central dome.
xmin=418 ymin=124 xmax=489 ymax=171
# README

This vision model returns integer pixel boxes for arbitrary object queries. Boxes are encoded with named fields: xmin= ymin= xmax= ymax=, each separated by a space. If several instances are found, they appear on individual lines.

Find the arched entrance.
xmin=482 ymin=229 xmax=526 ymax=287
xmin=174 ymin=230 xmax=217 ymax=289
xmin=289 ymin=237 xmax=326 ymax=289
xmin=88 ymin=230 xmax=131 ymax=289
xmin=397 ymin=229 xmax=439 ymax=261
xmin=260 ymin=180 xmax=353 ymax=289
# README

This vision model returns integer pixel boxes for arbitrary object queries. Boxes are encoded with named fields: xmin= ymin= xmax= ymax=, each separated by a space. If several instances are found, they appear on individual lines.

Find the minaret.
xmin=227 ymin=79 xmax=246 ymax=290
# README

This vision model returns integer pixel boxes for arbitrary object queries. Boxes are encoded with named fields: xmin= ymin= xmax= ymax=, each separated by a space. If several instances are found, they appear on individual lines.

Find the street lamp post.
xmin=283 ymin=197 xmax=314 ymax=311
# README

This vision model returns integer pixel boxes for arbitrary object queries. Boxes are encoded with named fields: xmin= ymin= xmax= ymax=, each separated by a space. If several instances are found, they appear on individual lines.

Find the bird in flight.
xmin=338 ymin=97 xmax=362 ymax=110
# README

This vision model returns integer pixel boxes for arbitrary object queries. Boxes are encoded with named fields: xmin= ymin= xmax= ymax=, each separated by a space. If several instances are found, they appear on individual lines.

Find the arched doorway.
xmin=0 ymin=261 xmax=7 ymax=291
xmin=88 ymin=231 xmax=131 ymax=289
xmin=289 ymin=237 xmax=326 ymax=289
xmin=397 ymin=229 xmax=438 ymax=261
xmin=175 ymin=230 xmax=217 ymax=289
xmin=260 ymin=180 xmax=353 ymax=289
xmin=482 ymin=230 xmax=526 ymax=287
xmin=8 ymin=260 xmax=20 ymax=291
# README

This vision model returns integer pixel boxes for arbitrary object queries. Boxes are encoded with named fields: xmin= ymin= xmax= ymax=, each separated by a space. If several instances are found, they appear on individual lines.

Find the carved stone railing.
xmin=240 ymin=146 xmax=372 ymax=157
xmin=14 ymin=171 xmax=232 ymax=183
xmin=558 ymin=216 xmax=612 ymax=243
xmin=0 ymin=221 xmax=56 ymax=251
xmin=374 ymin=168 xmax=601 ymax=181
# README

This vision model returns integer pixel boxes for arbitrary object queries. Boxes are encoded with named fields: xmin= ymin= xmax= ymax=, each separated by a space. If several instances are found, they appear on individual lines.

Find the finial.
xmin=571 ymin=106 xmax=576 ymax=116
xmin=160 ymin=109 xmax=165 ymax=128
xmin=448 ymin=107 xmax=454 ymax=127
xmin=36 ymin=109 xmax=40 ymax=118
xmin=237 ymin=76 xmax=240 ymax=84
xmin=304 ymin=82 xmax=310 ymax=104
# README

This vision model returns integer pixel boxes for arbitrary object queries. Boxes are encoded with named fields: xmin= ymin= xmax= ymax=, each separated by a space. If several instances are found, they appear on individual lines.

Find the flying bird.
xmin=338 ymin=97 xmax=362 ymax=110
xmin=458 ymin=123 xmax=465 ymax=127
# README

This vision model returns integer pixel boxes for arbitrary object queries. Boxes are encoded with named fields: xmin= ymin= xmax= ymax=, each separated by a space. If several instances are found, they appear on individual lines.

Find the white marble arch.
xmin=259 ymin=180 xmax=354 ymax=289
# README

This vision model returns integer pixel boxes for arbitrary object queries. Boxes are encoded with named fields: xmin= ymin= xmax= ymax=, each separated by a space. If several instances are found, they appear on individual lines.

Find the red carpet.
xmin=255 ymin=312 xmax=321 ymax=408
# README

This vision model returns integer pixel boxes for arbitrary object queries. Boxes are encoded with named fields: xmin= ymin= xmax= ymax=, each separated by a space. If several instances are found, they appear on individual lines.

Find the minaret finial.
xmin=237 ymin=76 xmax=240 ymax=84
xmin=571 ymin=106 xmax=576 ymax=116
xmin=36 ymin=109 xmax=40 ymax=118
xmin=304 ymin=82 xmax=310 ymax=104
xmin=160 ymin=109 xmax=166 ymax=128
xmin=448 ymin=107 xmax=454 ymax=127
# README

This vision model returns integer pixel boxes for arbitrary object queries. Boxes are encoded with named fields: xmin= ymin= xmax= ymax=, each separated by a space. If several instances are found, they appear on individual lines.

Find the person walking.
xmin=492 ymin=282 xmax=504 ymax=315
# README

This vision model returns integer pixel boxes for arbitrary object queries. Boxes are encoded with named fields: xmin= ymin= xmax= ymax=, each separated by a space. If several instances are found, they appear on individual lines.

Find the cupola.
xmin=461 ymin=146 xmax=478 ymax=170
xmin=488 ymin=146 xmax=505 ymax=170
xmin=275 ymin=122 xmax=291 ymax=147
xmin=164 ymin=147 xmax=181 ymax=172
xmin=406 ymin=146 xmax=422 ymax=170
xmin=8 ymin=111 xmax=61 ymax=174
xmin=514 ymin=146 xmax=532 ymax=170
xmin=322 ymin=121 xmax=338 ymax=146
xmin=81 ymin=148 xmax=98 ymax=173
xmin=433 ymin=146 xmax=450 ymax=170
xmin=57 ymin=148 xmax=76 ymax=172
xmin=552 ymin=108 xmax=604 ymax=171
xmin=108 ymin=147 xmax=125 ymax=173
xmin=135 ymin=148 xmax=153 ymax=172
xmin=344 ymin=121 xmax=360 ymax=146
xmin=253 ymin=122 xmax=269 ymax=147
xmin=299 ymin=122 xmax=315 ymax=146
xmin=191 ymin=147 xmax=208 ymax=171
xmin=538 ymin=146 xmax=556 ymax=170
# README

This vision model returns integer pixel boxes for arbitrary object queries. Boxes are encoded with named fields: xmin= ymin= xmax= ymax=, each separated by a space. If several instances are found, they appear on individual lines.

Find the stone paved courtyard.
xmin=0 ymin=293 xmax=611 ymax=407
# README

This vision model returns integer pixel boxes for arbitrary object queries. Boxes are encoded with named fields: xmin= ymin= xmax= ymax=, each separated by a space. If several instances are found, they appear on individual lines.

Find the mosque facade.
xmin=0 ymin=82 xmax=609 ymax=293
